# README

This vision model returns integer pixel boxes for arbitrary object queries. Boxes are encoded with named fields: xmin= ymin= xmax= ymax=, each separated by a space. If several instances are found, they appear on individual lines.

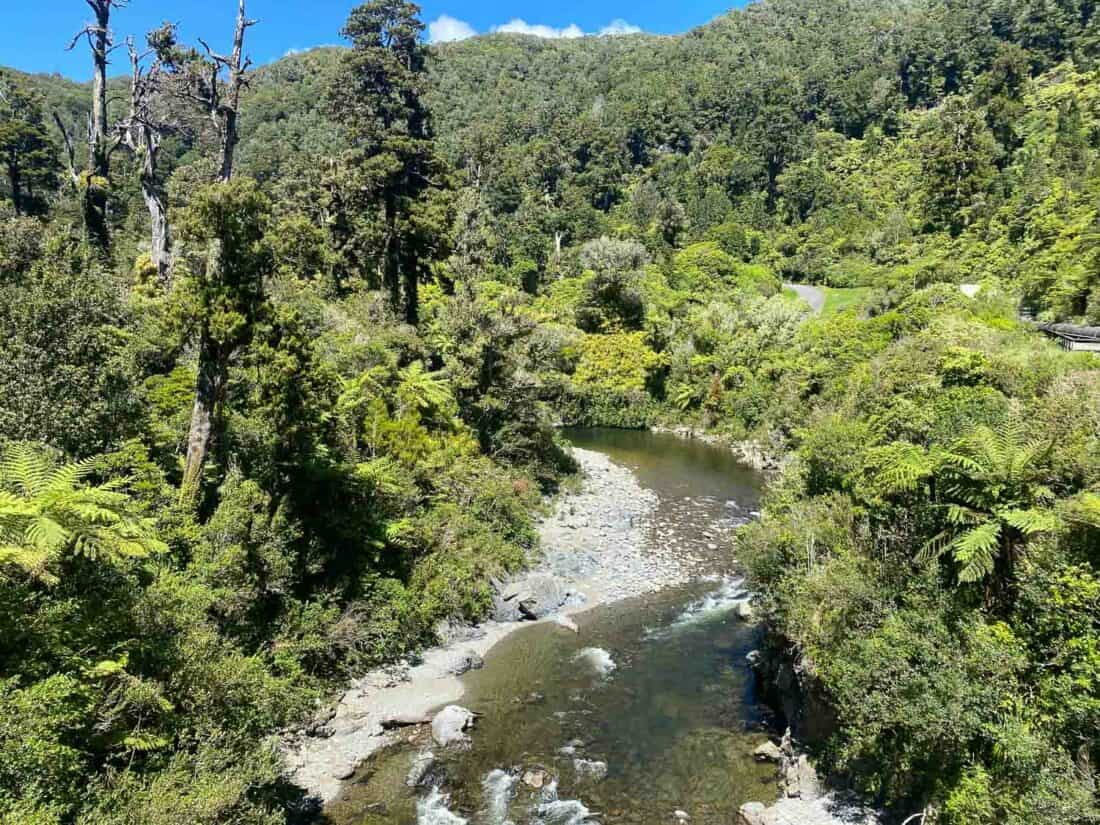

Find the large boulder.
xmin=431 ymin=705 xmax=476 ymax=746
xmin=445 ymin=650 xmax=485 ymax=676
xmin=494 ymin=574 xmax=570 ymax=621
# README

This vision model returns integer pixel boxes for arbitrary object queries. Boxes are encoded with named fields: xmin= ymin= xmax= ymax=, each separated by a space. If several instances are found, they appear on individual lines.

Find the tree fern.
xmin=921 ymin=423 xmax=1058 ymax=595
xmin=396 ymin=361 xmax=453 ymax=418
xmin=0 ymin=443 xmax=166 ymax=584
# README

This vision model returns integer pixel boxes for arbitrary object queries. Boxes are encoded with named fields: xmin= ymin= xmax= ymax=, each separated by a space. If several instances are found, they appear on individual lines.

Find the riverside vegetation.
xmin=1 ymin=0 xmax=1100 ymax=823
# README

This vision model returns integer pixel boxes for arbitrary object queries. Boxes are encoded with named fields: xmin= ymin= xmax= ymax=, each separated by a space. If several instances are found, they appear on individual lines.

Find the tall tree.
xmin=178 ymin=179 xmax=270 ymax=506
xmin=67 ymin=0 xmax=127 ymax=247
xmin=118 ymin=33 xmax=172 ymax=285
xmin=0 ymin=77 xmax=58 ymax=215
xmin=331 ymin=0 xmax=442 ymax=324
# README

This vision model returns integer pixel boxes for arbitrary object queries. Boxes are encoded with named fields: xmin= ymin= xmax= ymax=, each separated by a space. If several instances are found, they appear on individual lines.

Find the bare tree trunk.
xmin=143 ymin=181 xmax=171 ymax=284
xmin=201 ymin=0 xmax=254 ymax=183
xmin=124 ymin=39 xmax=172 ymax=286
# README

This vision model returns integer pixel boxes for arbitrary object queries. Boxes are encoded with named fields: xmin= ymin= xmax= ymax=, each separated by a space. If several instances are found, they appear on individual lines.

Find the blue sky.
xmin=3 ymin=0 xmax=744 ymax=79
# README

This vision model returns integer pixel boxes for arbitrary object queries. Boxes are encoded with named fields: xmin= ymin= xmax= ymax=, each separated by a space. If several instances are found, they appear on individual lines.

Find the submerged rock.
xmin=573 ymin=758 xmax=608 ymax=782
xmin=523 ymin=767 xmax=549 ymax=788
xmin=554 ymin=614 xmax=579 ymax=633
xmin=431 ymin=705 xmax=476 ymax=746
xmin=753 ymin=740 xmax=783 ymax=762
xmin=406 ymin=750 xmax=436 ymax=787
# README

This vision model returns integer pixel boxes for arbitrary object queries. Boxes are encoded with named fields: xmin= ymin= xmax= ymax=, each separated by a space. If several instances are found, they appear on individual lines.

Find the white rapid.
xmin=532 ymin=780 xmax=599 ymax=825
xmin=417 ymin=787 xmax=469 ymax=825
xmin=481 ymin=768 xmax=518 ymax=825
xmin=659 ymin=576 xmax=750 ymax=633
xmin=573 ymin=647 xmax=616 ymax=678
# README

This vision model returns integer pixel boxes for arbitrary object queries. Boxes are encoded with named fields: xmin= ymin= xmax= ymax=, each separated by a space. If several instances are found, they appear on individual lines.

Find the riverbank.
xmin=284 ymin=447 xmax=695 ymax=804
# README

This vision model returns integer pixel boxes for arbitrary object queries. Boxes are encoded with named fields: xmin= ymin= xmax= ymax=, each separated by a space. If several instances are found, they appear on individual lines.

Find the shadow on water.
xmin=325 ymin=430 xmax=776 ymax=825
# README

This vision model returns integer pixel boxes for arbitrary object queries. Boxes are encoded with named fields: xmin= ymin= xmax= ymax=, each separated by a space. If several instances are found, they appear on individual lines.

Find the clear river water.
xmin=326 ymin=428 xmax=776 ymax=825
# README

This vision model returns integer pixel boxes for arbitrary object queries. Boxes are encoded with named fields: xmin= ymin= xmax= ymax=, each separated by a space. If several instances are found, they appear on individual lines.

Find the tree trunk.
xmin=180 ymin=332 xmax=228 ymax=507
xmin=180 ymin=239 xmax=228 ymax=507
xmin=86 ymin=2 xmax=111 ymax=248
xmin=7 ymin=162 xmax=22 ymax=215
xmin=143 ymin=182 xmax=170 ymax=285
xmin=403 ymin=260 xmax=418 ymax=325
xmin=217 ymin=0 xmax=253 ymax=182
xmin=383 ymin=194 xmax=401 ymax=313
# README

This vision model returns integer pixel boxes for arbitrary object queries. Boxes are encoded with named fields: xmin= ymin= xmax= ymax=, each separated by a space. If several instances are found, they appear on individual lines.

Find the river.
xmin=325 ymin=428 xmax=777 ymax=825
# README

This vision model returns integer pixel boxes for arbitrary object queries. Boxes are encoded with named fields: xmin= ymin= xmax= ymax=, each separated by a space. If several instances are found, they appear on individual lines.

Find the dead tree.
xmin=196 ymin=0 xmax=255 ymax=181
xmin=118 ymin=36 xmax=172 ymax=285
xmin=67 ymin=0 xmax=128 ymax=247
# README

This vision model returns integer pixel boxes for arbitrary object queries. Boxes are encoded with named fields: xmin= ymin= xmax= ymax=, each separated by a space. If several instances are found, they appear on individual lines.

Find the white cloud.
xmin=494 ymin=18 xmax=584 ymax=38
xmin=424 ymin=15 xmax=645 ymax=44
xmin=599 ymin=18 xmax=643 ymax=36
xmin=428 ymin=14 xmax=478 ymax=43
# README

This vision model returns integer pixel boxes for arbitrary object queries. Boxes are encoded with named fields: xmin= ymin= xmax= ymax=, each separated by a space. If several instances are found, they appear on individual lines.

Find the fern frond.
xmin=953 ymin=521 xmax=1001 ymax=583
xmin=1001 ymin=507 xmax=1060 ymax=535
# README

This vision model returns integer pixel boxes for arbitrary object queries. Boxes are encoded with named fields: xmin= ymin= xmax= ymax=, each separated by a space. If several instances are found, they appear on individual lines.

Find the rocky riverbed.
xmin=284 ymin=448 xmax=694 ymax=804
xmin=285 ymin=439 xmax=880 ymax=825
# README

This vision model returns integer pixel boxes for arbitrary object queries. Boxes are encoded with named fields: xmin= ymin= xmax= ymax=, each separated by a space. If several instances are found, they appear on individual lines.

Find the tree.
xmin=884 ymin=423 xmax=1060 ymax=599
xmin=924 ymin=423 xmax=1059 ymax=595
xmin=0 ymin=442 xmax=165 ymax=584
xmin=198 ymin=0 xmax=256 ymax=182
xmin=119 ymin=33 xmax=173 ymax=285
xmin=331 ymin=0 xmax=442 ymax=323
xmin=178 ymin=179 xmax=271 ymax=506
xmin=67 ymin=0 xmax=127 ymax=247
xmin=0 ymin=77 xmax=58 ymax=216
xmin=917 ymin=96 xmax=1001 ymax=235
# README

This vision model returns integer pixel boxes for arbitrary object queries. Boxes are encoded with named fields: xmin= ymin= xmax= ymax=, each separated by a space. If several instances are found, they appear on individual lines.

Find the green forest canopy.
xmin=0 ymin=0 xmax=1099 ymax=823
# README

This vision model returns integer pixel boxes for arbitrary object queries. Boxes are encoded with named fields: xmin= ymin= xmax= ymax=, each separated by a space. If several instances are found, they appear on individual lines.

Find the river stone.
xmin=445 ymin=650 xmax=484 ymax=676
xmin=406 ymin=750 xmax=435 ymax=787
xmin=754 ymin=740 xmax=783 ymax=762
xmin=573 ymin=758 xmax=608 ymax=782
xmin=332 ymin=762 xmax=357 ymax=781
xmin=736 ymin=600 xmax=755 ymax=621
xmin=431 ymin=705 xmax=475 ymax=746
xmin=516 ymin=574 xmax=570 ymax=619
xmin=737 ymin=802 xmax=767 ymax=825
xmin=522 ymin=768 xmax=548 ymax=789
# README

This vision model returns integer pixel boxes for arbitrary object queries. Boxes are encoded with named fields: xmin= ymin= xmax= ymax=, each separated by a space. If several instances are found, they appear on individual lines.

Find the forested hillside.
xmin=1 ymin=0 xmax=1099 ymax=823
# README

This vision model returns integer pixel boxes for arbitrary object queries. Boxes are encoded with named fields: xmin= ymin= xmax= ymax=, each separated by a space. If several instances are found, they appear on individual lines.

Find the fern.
xmin=0 ymin=442 xmax=166 ymax=584
xmin=396 ymin=361 xmax=453 ymax=416
xmin=918 ymin=422 xmax=1058 ymax=592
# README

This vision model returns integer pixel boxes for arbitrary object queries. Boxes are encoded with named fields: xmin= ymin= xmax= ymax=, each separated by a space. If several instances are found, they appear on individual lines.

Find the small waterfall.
xmin=481 ymin=769 xmax=517 ymax=825
xmin=573 ymin=647 xmax=616 ymax=677
xmin=417 ymin=787 xmax=468 ymax=825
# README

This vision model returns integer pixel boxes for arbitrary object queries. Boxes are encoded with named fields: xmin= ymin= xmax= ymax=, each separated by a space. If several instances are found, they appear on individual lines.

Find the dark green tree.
xmin=330 ymin=0 xmax=443 ymax=324
xmin=178 ymin=179 xmax=271 ymax=506
xmin=0 ymin=77 xmax=58 ymax=216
